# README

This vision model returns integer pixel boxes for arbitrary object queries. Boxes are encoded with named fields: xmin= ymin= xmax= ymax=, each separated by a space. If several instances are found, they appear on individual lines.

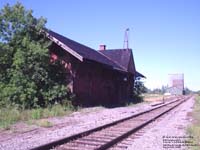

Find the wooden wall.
xmin=50 ymin=43 xmax=134 ymax=106
xmin=73 ymin=60 xmax=134 ymax=106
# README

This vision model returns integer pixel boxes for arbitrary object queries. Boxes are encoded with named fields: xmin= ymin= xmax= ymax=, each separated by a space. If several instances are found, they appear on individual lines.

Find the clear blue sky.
xmin=1 ymin=0 xmax=200 ymax=91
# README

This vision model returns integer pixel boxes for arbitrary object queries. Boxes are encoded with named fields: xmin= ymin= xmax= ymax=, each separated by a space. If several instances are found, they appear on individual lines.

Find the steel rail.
xmin=31 ymin=96 xmax=191 ymax=150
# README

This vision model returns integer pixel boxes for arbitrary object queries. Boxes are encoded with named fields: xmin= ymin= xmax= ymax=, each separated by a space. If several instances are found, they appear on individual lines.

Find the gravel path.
xmin=127 ymin=96 xmax=195 ymax=150
xmin=0 ymin=102 xmax=153 ymax=150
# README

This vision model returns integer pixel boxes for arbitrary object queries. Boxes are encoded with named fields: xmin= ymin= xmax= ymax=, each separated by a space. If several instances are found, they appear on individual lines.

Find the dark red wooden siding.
xmin=49 ymin=43 xmax=134 ymax=106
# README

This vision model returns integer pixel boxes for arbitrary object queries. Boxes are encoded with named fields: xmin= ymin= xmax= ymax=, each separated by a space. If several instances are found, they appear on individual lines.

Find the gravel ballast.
xmin=127 ymin=96 xmax=194 ymax=150
xmin=0 ymin=96 xmax=194 ymax=150
xmin=0 ymin=103 xmax=152 ymax=150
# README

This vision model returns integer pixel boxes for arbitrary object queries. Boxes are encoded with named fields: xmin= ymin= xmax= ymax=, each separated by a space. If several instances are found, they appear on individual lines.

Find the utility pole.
xmin=123 ymin=28 xmax=130 ymax=49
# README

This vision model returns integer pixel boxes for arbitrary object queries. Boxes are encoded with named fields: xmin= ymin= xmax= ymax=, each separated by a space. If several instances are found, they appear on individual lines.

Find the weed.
xmin=35 ymin=119 xmax=53 ymax=128
xmin=0 ymin=107 xmax=20 ymax=129
xmin=31 ymin=108 xmax=43 ymax=119
xmin=50 ymin=104 xmax=66 ymax=116
xmin=0 ymin=103 xmax=75 ymax=129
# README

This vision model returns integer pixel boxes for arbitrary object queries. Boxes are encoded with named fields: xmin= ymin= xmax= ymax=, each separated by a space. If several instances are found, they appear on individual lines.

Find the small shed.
xmin=44 ymin=29 xmax=144 ymax=105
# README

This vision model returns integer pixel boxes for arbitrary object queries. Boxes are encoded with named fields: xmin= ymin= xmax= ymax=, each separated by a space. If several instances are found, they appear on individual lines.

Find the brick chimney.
xmin=99 ymin=45 xmax=106 ymax=50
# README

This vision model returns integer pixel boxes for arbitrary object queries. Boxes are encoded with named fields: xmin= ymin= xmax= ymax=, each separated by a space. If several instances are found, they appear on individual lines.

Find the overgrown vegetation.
xmin=187 ymin=95 xmax=200 ymax=150
xmin=130 ymin=78 xmax=147 ymax=103
xmin=0 ymin=3 xmax=76 ymax=129
xmin=0 ymin=103 xmax=74 ymax=129
xmin=0 ymin=2 xmax=70 ymax=109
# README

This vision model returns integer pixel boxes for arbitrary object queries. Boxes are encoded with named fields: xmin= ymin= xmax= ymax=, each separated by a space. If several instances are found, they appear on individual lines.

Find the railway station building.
xmin=43 ymin=29 xmax=144 ymax=105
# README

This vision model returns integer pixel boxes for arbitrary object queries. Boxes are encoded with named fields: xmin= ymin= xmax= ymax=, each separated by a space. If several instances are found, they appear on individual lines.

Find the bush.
xmin=0 ymin=3 xmax=70 ymax=109
xmin=128 ymin=79 xmax=146 ymax=104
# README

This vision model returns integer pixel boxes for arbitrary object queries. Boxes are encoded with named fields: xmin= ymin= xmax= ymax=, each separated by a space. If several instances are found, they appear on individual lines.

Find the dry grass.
xmin=142 ymin=94 xmax=168 ymax=102
xmin=34 ymin=119 xmax=53 ymax=128
xmin=0 ymin=104 xmax=74 ymax=129
xmin=187 ymin=95 xmax=200 ymax=150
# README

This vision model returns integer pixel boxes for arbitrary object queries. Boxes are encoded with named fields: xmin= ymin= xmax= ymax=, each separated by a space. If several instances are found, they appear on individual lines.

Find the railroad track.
xmin=32 ymin=95 xmax=191 ymax=150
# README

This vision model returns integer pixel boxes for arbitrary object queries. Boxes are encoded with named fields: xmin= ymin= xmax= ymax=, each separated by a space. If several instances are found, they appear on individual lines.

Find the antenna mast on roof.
xmin=123 ymin=28 xmax=129 ymax=49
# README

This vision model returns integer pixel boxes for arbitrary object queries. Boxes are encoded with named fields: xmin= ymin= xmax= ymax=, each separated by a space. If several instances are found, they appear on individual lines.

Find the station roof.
xmin=44 ymin=29 xmax=145 ymax=78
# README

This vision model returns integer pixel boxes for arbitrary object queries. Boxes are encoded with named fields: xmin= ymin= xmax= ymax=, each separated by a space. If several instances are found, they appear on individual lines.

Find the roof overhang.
xmin=42 ymin=30 xmax=83 ymax=62
xmin=135 ymin=71 xmax=146 ymax=78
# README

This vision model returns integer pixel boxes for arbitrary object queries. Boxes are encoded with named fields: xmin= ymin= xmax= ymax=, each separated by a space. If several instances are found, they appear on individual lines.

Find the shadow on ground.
xmin=72 ymin=95 xmax=144 ymax=109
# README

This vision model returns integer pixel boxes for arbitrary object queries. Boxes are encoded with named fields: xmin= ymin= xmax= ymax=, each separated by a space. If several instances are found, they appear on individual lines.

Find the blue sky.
xmin=1 ymin=0 xmax=200 ymax=91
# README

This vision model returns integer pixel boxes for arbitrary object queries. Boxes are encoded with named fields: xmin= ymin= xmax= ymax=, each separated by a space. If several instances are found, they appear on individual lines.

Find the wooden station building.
xmin=44 ymin=29 xmax=144 ymax=105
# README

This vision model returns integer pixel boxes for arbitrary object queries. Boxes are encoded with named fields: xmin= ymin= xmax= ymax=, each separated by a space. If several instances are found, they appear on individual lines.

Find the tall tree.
xmin=0 ymin=3 xmax=68 ymax=109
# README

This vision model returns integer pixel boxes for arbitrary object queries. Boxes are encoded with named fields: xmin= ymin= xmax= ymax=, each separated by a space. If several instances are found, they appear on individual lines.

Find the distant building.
xmin=167 ymin=74 xmax=184 ymax=95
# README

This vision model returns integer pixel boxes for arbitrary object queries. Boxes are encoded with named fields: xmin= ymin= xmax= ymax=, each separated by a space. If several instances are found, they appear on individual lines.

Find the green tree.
xmin=133 ymin=79 xmax=147 ymax=96
xmin=131 ymin=78 xmax=147 ymax=103
xmin=0 ymin=3 xmax=68 ymax=109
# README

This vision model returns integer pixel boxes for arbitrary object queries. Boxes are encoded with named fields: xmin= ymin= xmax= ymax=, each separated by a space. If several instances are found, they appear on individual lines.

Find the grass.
xmin=34 ymin=119 xmax=53 ymax=128
xmin=142 ymin=93 xmax=172 ymax=103
xmin=0 ymin=107 xmax=20 ymax=129
xmin=187 ymin=95 xmax=200 ymax=150
xmin=0 ymin=104 xmax=74 ymax=129
xmin=142 ymin=93 xmax=163 ymax=101
xmin=142 ymin=93 xmax=163 ymax=98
